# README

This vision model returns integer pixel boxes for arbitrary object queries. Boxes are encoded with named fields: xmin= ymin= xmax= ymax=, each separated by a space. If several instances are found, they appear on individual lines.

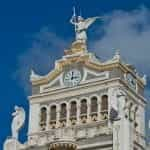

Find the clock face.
xmin=126 ymin=73 xmax=136 ymax=89
xmin=63 ymin=69 xmax=82 ymax=87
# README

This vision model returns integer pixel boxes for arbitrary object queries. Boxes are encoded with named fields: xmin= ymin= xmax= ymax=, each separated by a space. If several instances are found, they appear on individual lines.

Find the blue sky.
xmin=1 ymin=0 xmax=150 ymax=148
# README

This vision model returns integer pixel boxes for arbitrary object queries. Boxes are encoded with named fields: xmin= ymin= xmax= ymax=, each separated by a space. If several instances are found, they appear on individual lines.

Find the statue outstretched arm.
xmin=12 ymin=111 xmax=17 ymax=116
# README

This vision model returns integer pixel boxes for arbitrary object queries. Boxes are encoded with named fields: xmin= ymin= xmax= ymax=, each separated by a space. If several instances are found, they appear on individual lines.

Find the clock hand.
xmin=71 ymin=71 xmax=74 ymax=80
xmin=72 ymin=76 xmax=79 ymax=79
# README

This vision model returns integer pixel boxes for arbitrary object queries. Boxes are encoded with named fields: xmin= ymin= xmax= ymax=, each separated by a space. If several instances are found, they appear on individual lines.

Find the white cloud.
xmin=15 ymin=7 xmax=150 ymax=97
xmin=91 ymin=7 xmax=150 ymax=75
xmin=90 ymin=7 xmax=150 ymax=98
xmin=15 ymin=27 xmax=68 ymax=94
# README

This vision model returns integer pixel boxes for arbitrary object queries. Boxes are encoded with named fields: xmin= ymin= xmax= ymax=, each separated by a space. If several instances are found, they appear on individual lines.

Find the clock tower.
xmin=4 ymin=13 xmax=148 ymax=150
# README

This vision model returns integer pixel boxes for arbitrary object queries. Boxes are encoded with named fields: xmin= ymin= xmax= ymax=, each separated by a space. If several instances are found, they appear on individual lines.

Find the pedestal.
xmin=3 ymin=138 xmax=21 ymax=150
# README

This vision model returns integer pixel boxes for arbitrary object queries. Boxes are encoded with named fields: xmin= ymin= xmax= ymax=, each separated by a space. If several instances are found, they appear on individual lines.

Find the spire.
xmin=142 ymin=74 xmax=147 ymax=85
xmin=30 ymin=69 xmax=41 ymax=81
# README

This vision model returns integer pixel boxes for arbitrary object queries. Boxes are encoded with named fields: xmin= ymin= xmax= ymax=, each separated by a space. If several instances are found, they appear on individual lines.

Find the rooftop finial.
xmin=72 ymin=6 xmax=77 ymax=33
xmin=142 ymin=74 xmax=147 ymax=85
xmin=30 ymin=69 xmax=41 ymax=81
xmin=113 ymin=49 xmax=121 ymax=60
xmin=79 ymin=8 xmax=82 ymax=17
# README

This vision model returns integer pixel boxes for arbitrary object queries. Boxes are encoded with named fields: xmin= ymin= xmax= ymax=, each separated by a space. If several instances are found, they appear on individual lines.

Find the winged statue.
xmin=70 ymin=7 xmax=102 ymax=43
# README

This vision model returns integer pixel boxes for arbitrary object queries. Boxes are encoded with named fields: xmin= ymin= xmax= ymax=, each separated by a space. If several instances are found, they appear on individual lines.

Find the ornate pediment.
xmin=82 ymin=68 xmax=109 ymax=83
xmin=35 ymin=65 xmax=110 ymax=94
xmin=40 ymin=73 xmax=63 ymax=93
xmin=30 ymin=47 xmax=145 ymax=94
xmin=30 ymin=52 xmax=120 ymax=89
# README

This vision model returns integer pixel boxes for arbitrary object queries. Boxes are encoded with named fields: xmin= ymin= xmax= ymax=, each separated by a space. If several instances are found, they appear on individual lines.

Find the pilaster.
xmin=66 ymin=103 xmax=70 ymax=126
xmin=46 ymin=107 xmax=50 ymax=130
xmin=28 ymin=103 xmax=40 ymax=134
xmin=77 ymin=101 xmax=80 ymax=124
xmin=87 ymin=99 xmax=91 ymax=123
xmin=56 ymin=105 xmax=60 ymax=128
xmin=98 ymin=98 xmax=101 ymax=121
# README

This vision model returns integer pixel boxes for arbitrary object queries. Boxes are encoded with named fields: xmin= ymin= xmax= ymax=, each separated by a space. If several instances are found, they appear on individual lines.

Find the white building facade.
xmin=4 ymin=14 xmax=148 ymax=150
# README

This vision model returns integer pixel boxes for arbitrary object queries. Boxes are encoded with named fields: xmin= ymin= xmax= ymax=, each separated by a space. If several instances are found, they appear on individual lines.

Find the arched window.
xmin=40 ymin=107 xmax=47 ymax=130
xmin=101 ymin=95 xmax=108 ymax=111
xmin=80 ymin=99 xmax=87 ymax=115
xmin=60 ymin=103 xmax=67 ymax=119
xmin=91 ymin=96 xmax=98 ymax=113
xmin=101 ymin=95 xmax=108 ymax=120
xmin=70 ymin=101 xmax=77 ymax=117
xmin=50 ymin=105 xmax=56 ymax=121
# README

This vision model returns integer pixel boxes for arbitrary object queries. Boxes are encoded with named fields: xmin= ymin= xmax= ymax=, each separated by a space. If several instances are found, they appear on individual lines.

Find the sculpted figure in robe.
xmin=70 ymin=8 xmax=101 ymax=43
xmin=11 ymin=106 xmax=25 ymax=140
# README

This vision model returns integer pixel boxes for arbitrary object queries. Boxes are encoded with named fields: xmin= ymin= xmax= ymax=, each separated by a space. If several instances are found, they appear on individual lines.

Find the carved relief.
xmin=49 ymin=141 xmax=77 ymax=150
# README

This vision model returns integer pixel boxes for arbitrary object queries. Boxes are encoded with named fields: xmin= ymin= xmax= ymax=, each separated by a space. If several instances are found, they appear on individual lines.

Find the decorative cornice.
xmin=29 ymin=77 xmax=146 ymax=106
xmin=30 ymin=51 xmax=145 ymax=88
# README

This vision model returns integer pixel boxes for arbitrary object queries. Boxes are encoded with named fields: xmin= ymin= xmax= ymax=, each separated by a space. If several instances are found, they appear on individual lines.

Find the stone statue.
xmin=11 ymin=106 xmax=25 ymax=140
xmin=70 ymin=7 xmax=101 ymax=43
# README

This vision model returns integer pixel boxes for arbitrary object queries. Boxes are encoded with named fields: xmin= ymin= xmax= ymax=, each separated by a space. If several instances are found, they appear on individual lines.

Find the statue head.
xmin=14 ymin=105 xmax=19 ymax=111
xmin=78 ymin=16 xmax=84 ymax=22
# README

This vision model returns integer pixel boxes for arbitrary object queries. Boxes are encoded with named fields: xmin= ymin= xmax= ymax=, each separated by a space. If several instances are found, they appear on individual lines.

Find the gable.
xmin=30 ymin=51 xmax=145 ymax=95
xmin=83 ymin=67 xmax=109 ymax=83
xmin=39 ymin=66 xmax=110 ymax=93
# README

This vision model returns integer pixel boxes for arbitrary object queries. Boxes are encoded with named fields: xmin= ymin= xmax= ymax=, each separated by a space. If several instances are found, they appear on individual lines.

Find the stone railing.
xmin=28 ymin=121 xmax=111 ymax=147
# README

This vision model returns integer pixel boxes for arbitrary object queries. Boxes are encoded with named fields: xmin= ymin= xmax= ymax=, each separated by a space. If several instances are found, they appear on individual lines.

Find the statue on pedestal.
xmin=70 ymin=7 xmax=101 ymax=43
xmin=11 ymin=106 xmax=25 ymax=140
xmin=64 ymin=7 xmax=102 ymax=55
